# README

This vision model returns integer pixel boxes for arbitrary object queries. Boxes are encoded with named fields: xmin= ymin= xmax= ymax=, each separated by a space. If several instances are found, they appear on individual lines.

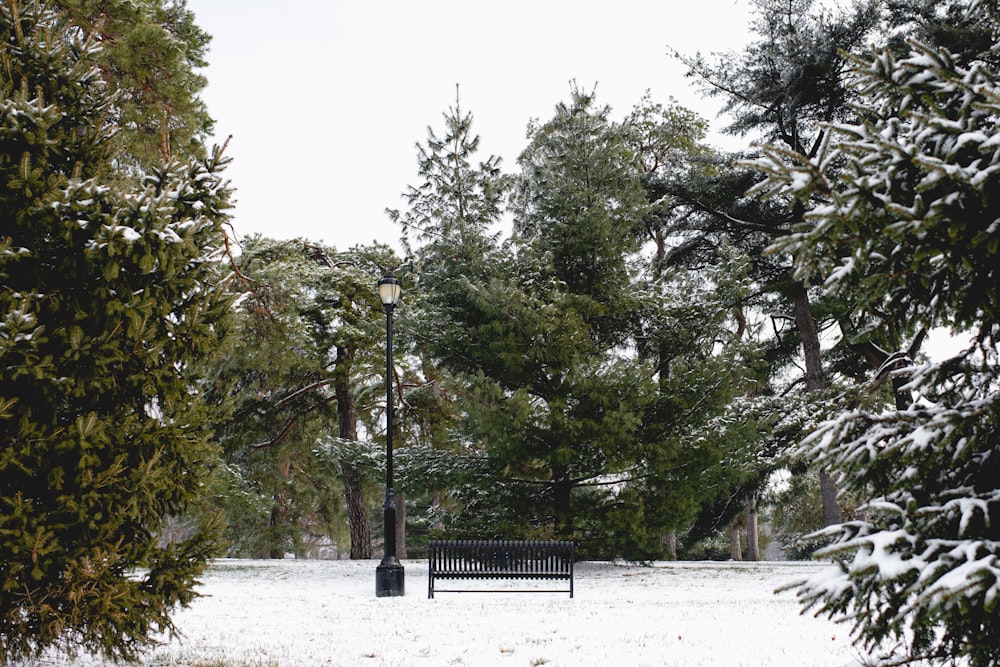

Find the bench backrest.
xmin=428 ymin=540 xmax=574 ymax=578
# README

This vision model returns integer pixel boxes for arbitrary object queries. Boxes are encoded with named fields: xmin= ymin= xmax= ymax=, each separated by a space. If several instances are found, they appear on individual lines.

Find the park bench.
xmin=427 ymin=539 xmax=574 ymax=598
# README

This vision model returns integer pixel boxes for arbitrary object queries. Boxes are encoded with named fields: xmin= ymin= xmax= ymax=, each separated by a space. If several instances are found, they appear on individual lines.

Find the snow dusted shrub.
xmin=748 ymin=1 xmax=1000 ymax=664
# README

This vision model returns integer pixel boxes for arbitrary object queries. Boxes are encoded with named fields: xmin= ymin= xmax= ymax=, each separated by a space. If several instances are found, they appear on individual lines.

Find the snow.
xmin=109 ymin=224 xmax=141 ymax=242
xmin=43 ymin=559 xmax=866 ymax=667
xmin=947 ymin=496 xmax=991 ymax=536
xmin=153 ymin=227 xmax=183 ymax=244
xmin=856 ymin=528 xmax=922 ymax=581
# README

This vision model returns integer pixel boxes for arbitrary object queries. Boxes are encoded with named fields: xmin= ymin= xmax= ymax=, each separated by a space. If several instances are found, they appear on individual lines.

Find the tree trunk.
xmin=792 ymin=283 xmax=842 ymax=526
xmin=268 ymin=497 xmax=286 ymax=560
xmin=820 ymin=470 xmax=841 ymax=526
xmin=662 ymin=530 xmax=677 ymax=561
xmin=792 ymin=283 xmax=825 ymax=393
xmin=339 ymin=460 xmax=371 ymax=559
xmin=653 ymin=229 xmax=667 ymax=280
xmin=552 ymin=468 xmax=573 ymax=540
xmin=335 ymin=347 xmax=371 ymax=559
xmin=729 ymin=521 xmax=743 ymax=561
xmin=745 ymin=494 xmax=760 ymax=562
xmin=430 ymin=493 xmax=445 ymax=532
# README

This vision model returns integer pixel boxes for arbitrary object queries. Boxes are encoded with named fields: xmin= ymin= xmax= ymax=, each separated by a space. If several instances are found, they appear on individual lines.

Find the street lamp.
xmin=376 ymin=274 xmax=404 ymax=597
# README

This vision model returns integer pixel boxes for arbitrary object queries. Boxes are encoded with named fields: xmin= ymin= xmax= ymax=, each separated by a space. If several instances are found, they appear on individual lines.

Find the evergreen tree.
xmin=621 ymin=95 xmax=779 ymax=556
xmin=208 ymin=238 xmax=342 ymax=558
xmin=626 ymin=92 xmax=712 ymax=277
xmin=679 ymin=0 xmax=878 ymax=154
xmin=385 ymin=93 xmax=514 ymax=540
xmin=388 ymin=87 xmax=508 ymax=369
xmin=751 ymin=1 xmax=1000 ymax=662
xmin=1 ymin=1 xmax=234 ymax=661
xmin=885 ymin=0 xmax=998 ymax=64
xmin=469 ymin=88 xmax=657 ymax=547
xmin=512 ymin=85 xmax=648 ymax=338
xmin=622 ymin=245 xmax=764 ymax=559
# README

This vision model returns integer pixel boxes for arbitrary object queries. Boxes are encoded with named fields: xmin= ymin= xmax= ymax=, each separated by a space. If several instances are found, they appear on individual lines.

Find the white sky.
xmin=186 ymin=0 xmax=755 ymax=252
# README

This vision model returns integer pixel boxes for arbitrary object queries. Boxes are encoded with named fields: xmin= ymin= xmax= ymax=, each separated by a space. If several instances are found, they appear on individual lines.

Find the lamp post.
xmin=376 ymin=274 xmax=404 ymax=597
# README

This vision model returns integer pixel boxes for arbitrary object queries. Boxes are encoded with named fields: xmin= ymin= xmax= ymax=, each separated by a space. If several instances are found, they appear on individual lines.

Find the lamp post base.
xmin=376 ymin=557 xmax=405 ymax=597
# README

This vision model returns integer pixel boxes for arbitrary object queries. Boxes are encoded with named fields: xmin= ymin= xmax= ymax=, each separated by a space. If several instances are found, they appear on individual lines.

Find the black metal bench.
xmin=427 ymin=539 xmax=574 ymax=598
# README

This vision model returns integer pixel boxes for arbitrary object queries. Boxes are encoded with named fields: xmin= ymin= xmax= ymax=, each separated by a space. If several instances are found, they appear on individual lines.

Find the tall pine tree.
xmin=1 ymin=1 xmax=234 ymax=661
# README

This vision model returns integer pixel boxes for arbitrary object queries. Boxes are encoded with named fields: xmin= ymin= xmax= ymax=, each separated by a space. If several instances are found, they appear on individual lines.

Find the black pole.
xmin=376 ymin=296 xmax=404 ymax=597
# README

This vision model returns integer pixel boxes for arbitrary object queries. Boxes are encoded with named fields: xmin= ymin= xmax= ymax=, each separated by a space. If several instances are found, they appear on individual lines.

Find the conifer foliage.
xmin=751 ymin=1 xmax=1000 ymax=663
xmin=1 ymin=1 xmax=235 ymax=661
xmin=53 ymin=0 xmax=214 ymax=168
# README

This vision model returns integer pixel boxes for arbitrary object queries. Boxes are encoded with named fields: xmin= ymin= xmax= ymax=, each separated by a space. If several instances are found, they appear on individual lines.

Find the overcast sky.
xmin=186 ymin=0 xmax=756 ymax=252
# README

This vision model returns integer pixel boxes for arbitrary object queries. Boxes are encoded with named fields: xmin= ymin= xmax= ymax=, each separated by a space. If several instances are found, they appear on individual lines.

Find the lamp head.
xmin=377 ymin=275 xmax=402 ymax=308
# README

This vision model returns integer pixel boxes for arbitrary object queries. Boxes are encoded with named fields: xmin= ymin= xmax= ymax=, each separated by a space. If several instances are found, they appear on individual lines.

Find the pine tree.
xmin=885 ymin=0 xmax=997 ymax=64
xmin=387 ymin=86 xmax=508 ymax=370
xmin=462 ymin=88 xmax=655 ymax=546
xmin=622 ymin=95 xmax=779 ymax=555
xmin=512 ymin=85 xmax=648 ymax=335
xmin=1 ymin=1 xmax=234 ymax=661
xmin=751 ymin=1 xmax=1000 ymax=663
xmin=385 ymin=92 xmax=514 ymax=539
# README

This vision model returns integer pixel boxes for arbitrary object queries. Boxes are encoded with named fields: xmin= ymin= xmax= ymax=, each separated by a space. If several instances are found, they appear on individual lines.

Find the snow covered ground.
xmin=45 ymin=559 xmax=867 ymax=667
